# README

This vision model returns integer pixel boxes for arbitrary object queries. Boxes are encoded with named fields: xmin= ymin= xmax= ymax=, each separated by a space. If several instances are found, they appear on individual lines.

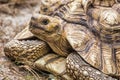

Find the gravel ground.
xmin=0 ymin=1 xmax=48 ymax=80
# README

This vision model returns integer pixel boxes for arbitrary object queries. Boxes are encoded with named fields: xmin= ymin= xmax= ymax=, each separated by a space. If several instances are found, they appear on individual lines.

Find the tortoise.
xmin=4 ymin=13 xmax=117 ymax=80
xmin=4 ymin=0 xmax=120 ymax=80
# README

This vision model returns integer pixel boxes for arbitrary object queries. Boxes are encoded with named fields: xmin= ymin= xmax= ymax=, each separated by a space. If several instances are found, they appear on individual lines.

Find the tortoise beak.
xmin=29 ymin=13 xmax=41 ymax=31
xmin=31 ymin=13 xmax=40 ymax=20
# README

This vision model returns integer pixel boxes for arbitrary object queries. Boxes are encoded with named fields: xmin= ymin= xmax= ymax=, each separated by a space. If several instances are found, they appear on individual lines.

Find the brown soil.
xmin=0 ymin=1 xmax=48 ymax=80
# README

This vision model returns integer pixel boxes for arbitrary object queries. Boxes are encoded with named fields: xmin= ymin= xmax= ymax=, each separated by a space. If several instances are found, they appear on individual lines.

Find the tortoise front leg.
xmin=66 ymin=53 xmax=117 ymax=80
xmin=4 ymin=39 xmax=50 ymax=63
xmin=4 ymin=39 xmax=72 ymax=80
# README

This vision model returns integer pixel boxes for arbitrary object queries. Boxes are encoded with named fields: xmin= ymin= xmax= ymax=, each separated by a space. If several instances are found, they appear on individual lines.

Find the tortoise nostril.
xmin=43 ymin=7 xmax=48 ymax=12
xmin=31 ymin=17 xmax=36 ymax=20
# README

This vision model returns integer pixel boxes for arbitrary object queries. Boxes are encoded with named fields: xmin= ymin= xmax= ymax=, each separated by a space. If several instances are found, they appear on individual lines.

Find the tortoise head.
xmin=29 ymin=13 xmax=62 ymax=41
xmin=39 ymin=0 xmax=73 ymax=15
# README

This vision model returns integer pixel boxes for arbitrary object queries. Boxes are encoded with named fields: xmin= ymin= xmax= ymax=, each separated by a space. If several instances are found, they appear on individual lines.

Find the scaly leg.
xmin=66 ymin=53 xmax=118 ymax=80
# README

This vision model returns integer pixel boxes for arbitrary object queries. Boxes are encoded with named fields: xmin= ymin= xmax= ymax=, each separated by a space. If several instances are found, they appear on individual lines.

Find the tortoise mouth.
xmin=29 ymin=20 xmax=47 ymax=35
xmin=18 ymin=36 xmax=39 ymax=41
xmin=29 ymin=20 xmax=45 ymax=31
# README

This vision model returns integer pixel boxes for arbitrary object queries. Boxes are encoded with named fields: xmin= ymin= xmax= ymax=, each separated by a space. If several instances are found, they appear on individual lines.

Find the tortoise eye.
xmin=41 ymin=19 xmax=50 ymax=25
xmin=43 ymin=7 xmax=48 ymax=12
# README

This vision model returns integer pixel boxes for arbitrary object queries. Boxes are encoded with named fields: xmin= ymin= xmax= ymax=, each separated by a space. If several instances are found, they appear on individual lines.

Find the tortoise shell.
xmin=32 ymin=0 xmax=120 ymax=77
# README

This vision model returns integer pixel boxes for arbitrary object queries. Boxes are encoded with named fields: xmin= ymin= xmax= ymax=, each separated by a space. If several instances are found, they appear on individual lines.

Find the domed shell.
xmin=65 ymin=0 xmax=120 ymax=77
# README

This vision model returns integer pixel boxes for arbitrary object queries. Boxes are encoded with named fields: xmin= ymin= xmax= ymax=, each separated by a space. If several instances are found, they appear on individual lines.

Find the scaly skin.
xmin=66 ymin=53 xmax=118 ymax=80
xmin=4 ymin=39 xmax=50 ymax=64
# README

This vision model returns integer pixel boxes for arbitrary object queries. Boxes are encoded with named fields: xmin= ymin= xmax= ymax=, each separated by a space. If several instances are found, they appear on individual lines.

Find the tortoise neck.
xmin=47 ymin=31 xmax=73 ymax=57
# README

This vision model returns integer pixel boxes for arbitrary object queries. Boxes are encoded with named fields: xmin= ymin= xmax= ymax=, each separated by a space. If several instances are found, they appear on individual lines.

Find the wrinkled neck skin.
xmin=35 ymin=23 xmax=73 ymax=57
xmin=47 ymin=33 xmax=72 ymax=57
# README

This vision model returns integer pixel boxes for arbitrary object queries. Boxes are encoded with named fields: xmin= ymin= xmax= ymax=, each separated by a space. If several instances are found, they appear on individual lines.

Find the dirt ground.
xmin=0 ymin=1 xmax=49 ymax=80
